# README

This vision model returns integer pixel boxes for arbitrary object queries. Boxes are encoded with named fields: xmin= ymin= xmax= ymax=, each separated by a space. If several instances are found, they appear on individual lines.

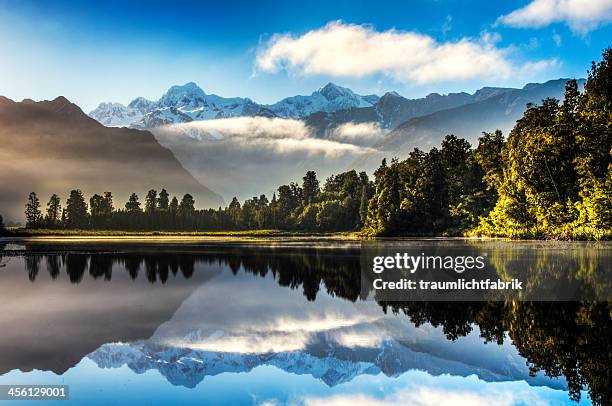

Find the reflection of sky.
xmin=0 ymin=360 xmax=590 ymax=406
xmin=0 ymin=257 xmax=592 ymax=405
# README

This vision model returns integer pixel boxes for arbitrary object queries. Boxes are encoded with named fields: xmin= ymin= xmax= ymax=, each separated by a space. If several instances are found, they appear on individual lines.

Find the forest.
xmin=7 ymin=48 xmax=612 ymax=239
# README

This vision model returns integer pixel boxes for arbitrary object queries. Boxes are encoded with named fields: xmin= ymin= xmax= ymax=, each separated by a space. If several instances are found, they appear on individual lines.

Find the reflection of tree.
xmin=65 ymin=254 xmax=87 ymax=284
xmin=14 ymin=247 xmax=611 ymax=404
xmin=385 ymin=300 xmax=611 ymax=405
xmin=25 ymin=256 xmax=40 ymax=282
xmin=507 ymin=301 xmax=610 ymax=405
xmin=46 ymin=255 xmax=61 ymax=279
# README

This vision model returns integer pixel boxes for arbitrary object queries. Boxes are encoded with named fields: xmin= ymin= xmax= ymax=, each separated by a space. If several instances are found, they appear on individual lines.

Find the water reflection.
xmin=0 ymin=241 xmax=609 ymax=405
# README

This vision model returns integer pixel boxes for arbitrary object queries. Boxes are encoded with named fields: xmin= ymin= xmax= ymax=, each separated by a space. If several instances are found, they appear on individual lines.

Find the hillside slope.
xmin=0 ymin=96 xmax=224 ymax=221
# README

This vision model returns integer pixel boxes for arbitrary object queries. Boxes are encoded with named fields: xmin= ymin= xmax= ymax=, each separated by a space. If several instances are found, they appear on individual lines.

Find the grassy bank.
xmin=1 ymin=228 xmax=357 ymax=238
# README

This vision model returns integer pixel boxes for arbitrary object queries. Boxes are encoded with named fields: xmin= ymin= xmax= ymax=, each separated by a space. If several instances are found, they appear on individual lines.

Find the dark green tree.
xmin=45 ymin=194 xmax=62 ymax=228
xmin=65 ymin=189 xmax=89 ymax=228
xmin=302 ymin=171 xmax=320 ymax=205
xmin=125 ymin=193 xmax=142 ymax=213
xmin=24 ymin=192 xmax=42 ymax=228
xmin=145 ymin=189 xmax=158 ymax=214
xmin=157 ymin=189 xmax=169 ymax=211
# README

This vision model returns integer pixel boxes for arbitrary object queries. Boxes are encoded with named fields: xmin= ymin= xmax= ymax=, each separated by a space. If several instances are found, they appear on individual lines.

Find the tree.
xmin=65 ymin=189 xmax=89 ymax=229
xmin=302 ymin=171 xmax=320 ymax=205
xmin=45 ymin=194 xmax=62 ymax=227
xmin=125 ymin=193 xmax=142 ymax=213
xmin=179 ymin=194 xmax=195 ymax=215
xmin=24 ymin=192 xmax=42 ymax=228
xmin=90 ymin=194 xmax=105 ymax=227
xmin=359 ymin=187 xmax=369 ymax=227
xmin=169 ymin=196 xmax=179 ymax=214
xmin=145 ymin=189 xmax=158 ymax=214
xmin=0 ymin=214 xmax=5 ymax=232
xmin=158 ymin=189 xmax=169 ymax=211
xmin=102 ymin=192 xmax=114 ymax=216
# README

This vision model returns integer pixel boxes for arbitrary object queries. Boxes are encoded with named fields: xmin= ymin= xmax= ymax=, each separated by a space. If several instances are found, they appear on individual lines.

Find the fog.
xmin=152 ymin=117 xmax=382 ymax=200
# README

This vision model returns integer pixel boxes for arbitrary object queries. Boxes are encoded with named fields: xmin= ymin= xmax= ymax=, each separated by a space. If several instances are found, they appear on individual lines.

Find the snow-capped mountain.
xmin=267 ymin=82 xmax=379 ymax=119
xmin=89 ymin=82 xmax=378 ymax=128
xmin=89 ymin=82 xmax=271 ymax=129
xmin=89 ymin=102 xmax=145 ymax=127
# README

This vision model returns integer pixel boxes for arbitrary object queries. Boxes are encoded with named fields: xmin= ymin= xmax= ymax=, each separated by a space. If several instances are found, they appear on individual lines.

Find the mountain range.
xmin=89 ymin=82 xmax=379 ymax=128
xmin=0 ymin=96 xmax=224 ymax=221
xmin=353 ymin=78 xmax=586 ymax=170
xmin=1 ymin=78 xmax=584 ymax=221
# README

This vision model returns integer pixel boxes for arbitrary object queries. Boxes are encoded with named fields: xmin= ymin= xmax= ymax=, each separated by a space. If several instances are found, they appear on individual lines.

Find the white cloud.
xmin=329 ymin=122 xmax=388 ymax=146
xmin=303 ymin=386 xmax=550 ymax=406
xmin=255 ymin=21 xmax=555 ymax=84
xmin=498 ymin=0 xmax=612 ymax=34
xmin=163 ymin=116 xmax=373 ymax=157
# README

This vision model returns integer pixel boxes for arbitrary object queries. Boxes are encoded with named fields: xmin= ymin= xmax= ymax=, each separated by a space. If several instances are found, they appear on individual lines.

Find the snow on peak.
xmin=89 ymin=82 xmax=380 ymax=128
xmin=158 ymin=82 xmax=207 ymax=108
xmin=89 ymin=102 xmax=143 ymax=127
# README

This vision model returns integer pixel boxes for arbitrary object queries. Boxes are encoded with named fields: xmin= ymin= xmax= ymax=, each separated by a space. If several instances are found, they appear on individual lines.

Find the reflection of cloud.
xmin=497 ymin=0 xmax=612 ymax=34
xmin=255 ymin=21 xmax=556 ymax=84
xmin=163 ymin=312 xmax=379 ymax=354
xmin=303 ymin=385 xmax=550 ymax=406
xmin=332 ymin=330 xmax=383 ymax=348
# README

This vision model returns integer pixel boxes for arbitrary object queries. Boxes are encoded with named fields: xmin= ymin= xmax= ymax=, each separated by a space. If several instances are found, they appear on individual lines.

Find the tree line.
xmin=14 ymin=48 xmax=612 ymax=238
xmin=21 ymin=169 xmax=375 ymax=232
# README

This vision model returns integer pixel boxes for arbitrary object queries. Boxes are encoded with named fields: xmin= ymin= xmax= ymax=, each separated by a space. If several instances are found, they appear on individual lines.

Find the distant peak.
xmin=317 ymin=82 xmax=354 ymax=100
xmin=382 ymin=91 xmax=401 ymax=98
xmin=159 ymin=82 xmax=206 ymax=107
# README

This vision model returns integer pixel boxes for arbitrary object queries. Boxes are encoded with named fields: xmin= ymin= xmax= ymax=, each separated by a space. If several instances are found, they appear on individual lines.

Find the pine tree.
xmin=125 ymin=193 xmax=142 ymax=213
xmin=24 ymin=192 xmax=42 ymax=228
xmin=65 ymin=190 xmax=89 ymax=229
xmin=145 ymin=189 xmax=158 ymax=214
xmin=45 ymin=194 xmax=62 ymax=227
xmin=302 ymin=171 xmax=320 ymax=205
xmin=158 ymin=189 xmax=169 ymax=211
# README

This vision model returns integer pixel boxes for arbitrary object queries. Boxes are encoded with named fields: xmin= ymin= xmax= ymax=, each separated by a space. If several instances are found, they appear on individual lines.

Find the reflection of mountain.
xmin=1 ymin=242 xmax=608 ymax=404
xmin=0 ymin=96 xmax=223 ymax=221
xmin=88 ymin=327 xmax=563 ymax=390
xmin=0 ymin=254 xmax=222 ymax=375
xmin=88 ymin=265 xmax=564 ymax=390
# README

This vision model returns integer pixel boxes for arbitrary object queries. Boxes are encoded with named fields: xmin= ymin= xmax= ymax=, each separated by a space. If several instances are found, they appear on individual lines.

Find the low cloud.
xmin=329 ymin=122 xmax=388 ymax=146
xmin=498 ymin=0 xmax=612 ymax=34
xmin=255 ymin=21 xmax=555 ymax=84
xmin=164 ymin=117 xmax=372 ymax=157
xmin=152 ymin=117 xmax=376 ymax=200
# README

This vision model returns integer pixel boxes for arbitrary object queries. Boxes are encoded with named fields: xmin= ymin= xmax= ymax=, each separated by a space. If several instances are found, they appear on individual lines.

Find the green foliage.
xmin=476 ymin=48 xmax=612 ymax=239
xmin=16 ymin=49 xmax=610 ymax=239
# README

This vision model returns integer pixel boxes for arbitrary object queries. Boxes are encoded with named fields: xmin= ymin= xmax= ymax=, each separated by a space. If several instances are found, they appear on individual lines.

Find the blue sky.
xmin=0 ymin=0 xmax=610 ymax=111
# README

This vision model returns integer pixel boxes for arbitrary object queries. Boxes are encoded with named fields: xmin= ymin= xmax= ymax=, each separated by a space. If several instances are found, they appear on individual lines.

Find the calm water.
xmin=0 ymin=239 xmax=609 ymax=406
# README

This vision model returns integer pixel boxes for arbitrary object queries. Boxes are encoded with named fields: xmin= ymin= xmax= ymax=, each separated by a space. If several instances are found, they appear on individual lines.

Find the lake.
xmin=0 ymin=238 xmax=609 ymax=405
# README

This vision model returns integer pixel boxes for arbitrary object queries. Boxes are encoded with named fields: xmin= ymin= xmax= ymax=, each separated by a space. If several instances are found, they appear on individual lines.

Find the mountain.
xmin=353 ymin=78 xmax=585 ymax=171
xmin=89 ymin=82 xmax=377 ymax=128
xmin=0 ymin=96 xmax=224 ymax=221
xmin=304 ymin=86 xmax=515 ymax=136
xmin=267 ymin=82 xmax=379 ymax=119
